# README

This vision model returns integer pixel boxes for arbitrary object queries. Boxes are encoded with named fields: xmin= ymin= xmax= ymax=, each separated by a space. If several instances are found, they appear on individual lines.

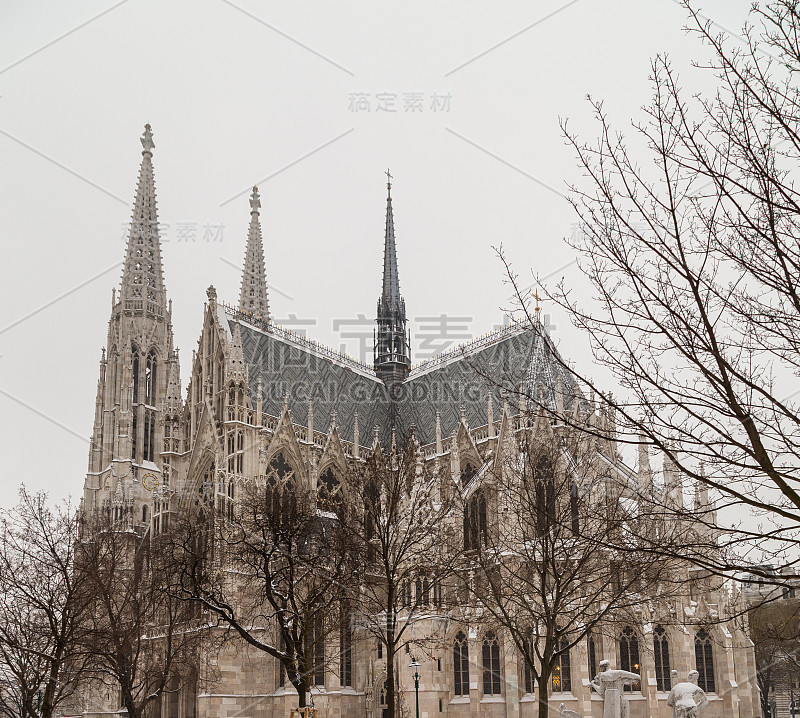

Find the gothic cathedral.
xmin=80 ymin=126 xmax=760 ymax=718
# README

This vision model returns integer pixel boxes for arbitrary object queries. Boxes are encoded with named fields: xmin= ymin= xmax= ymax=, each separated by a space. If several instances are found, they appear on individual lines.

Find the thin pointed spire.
xmin=637 ymin=434 xmax=653 ymax=500
xmin=374 ymin=170 xmax=410 ymax=383
xmin=163 ymin=350 xmax=183 ymax=418
xmin=381 ymin=169 xmax=401 ymax=306
xmin=695 ymin=463 xmax=710 ymax=512
xmin=226 ymin=320 xmax=247 ymax=382
xmin=239 ymin=186 xmax=270 ymax=321
xmin=120 ymin=124 xmax=167 ymax=316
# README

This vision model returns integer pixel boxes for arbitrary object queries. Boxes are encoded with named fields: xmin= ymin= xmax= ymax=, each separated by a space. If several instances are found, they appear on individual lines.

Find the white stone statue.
xmin=591 ymin=659 xmax=641 ymax=718
xmin=558 ymin=703 xmax=581 ymax=718
xmin=666 ymin=670 xmax=709 ymax=718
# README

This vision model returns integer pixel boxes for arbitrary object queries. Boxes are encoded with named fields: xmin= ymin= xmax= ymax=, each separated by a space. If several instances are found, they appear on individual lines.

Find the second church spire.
xmin=238 ymin=186 xmax=270 ymax=321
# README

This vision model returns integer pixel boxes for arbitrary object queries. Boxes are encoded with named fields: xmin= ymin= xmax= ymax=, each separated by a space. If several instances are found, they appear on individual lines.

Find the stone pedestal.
xmin=603 ymin=688 xmax=621 ymax=718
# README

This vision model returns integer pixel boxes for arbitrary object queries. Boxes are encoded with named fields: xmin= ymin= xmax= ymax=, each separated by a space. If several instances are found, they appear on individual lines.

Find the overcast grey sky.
xmin=0 ymin=0 xmax=751 ymax=508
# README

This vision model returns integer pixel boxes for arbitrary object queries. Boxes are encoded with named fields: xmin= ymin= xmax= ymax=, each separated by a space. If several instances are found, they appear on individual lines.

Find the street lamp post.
xmin=409 ymin=659 xmax=420 ymax=718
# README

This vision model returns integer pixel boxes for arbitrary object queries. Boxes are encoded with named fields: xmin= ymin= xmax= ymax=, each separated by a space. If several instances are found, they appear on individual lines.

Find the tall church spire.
xmin=381 ymin=170 xmax=401 ymax=307
xmin=83 ymin=124 xmax=174 ymax=531
xmin=238 ymin=186 xmax=270 ymax=320
xmin=120 ymin=124 xmax=167 ymax=317
xmin=374 ymin=170 xmax=410 ymax=384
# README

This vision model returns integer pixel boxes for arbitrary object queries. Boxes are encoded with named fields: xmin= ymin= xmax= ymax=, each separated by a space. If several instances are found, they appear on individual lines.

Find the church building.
xmin=80 ymin=126 xmax=760 ymax=718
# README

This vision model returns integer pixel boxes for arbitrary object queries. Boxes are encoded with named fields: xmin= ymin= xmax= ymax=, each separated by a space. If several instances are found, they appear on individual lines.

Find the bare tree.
xmin=76 ymin=516 xmax=202 ymax=718
xmin=456 ymin=422 xmax=684 ymax=718
xmin=340 ymin=440 xmax=454 ymax=718
xmin=496 ymin=0 xmax=800 ymax=575
xmin=170 ymin=472 xmax=355 ymax=709
xmin=0 ymin=488 xmax=89 ymax=718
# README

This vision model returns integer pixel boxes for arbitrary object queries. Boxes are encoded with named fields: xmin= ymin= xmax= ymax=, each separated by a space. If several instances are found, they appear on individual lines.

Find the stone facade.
xmin=79 ymin=127 xmax=761 ymax=718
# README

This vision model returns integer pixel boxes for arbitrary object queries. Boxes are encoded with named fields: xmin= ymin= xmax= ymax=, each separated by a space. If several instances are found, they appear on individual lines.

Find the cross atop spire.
xmin=385 ymin=168 xmax=392 ymax=200
xmin=120 ymin=124 xmax=167 ymax=317
xmin=239 ymin=186 xmax=270 ymax=321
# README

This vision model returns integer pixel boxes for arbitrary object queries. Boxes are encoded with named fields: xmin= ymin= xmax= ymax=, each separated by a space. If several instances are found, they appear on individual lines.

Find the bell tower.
xmin=83 ymin=124 xmax=176 ymax=532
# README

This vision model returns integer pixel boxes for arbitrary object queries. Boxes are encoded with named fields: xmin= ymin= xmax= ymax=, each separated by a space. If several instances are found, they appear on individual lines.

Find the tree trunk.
xmin=292 ymin=678 xmax=307 ymax=709
xmin=386 ymin=646 xmax=396 ymax=718
xmin=42 ymin=652 xmax=60 ymax=718
xmin=537 ymin=668 xmax=550 ymax=718
xmin=123 ymin=693 xmax=139 ymax=718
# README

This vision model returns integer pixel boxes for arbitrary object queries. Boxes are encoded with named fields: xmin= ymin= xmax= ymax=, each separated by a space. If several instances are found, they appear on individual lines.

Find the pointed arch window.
xmin=522 ymin=635 xmax=535 ymax=695
xmin=379 ymin=681 xmax=388 ymax=718
xmin=587 ymin=632 xmax=597 ymax=682
xmin=453 ymin=631 xmax=470 ymax=696
xmin=695 ymin=629 xmax=715 ymax=693
xmin=532 ymin=453 xmax=556 ymax=535
xmin=464 ymin=489 xmax=487 ymax=551
xmin=653 ymin=625 xmax=671 ymax=692
xmin=265 ymin=453 xmax=297 ymax=517
xmin=309 ymin=613 xmax=325 ymax=687
xmin=132 ymin=411 xmax=138 ymax=461
xmin=482 ymin=632 xmax=501 ymax=695
xmin=552 ymin=636 xmax=571 ymax=693
xmin=132 ymin=348 xmax=140 ymax=404
xmin=619 ymin=626 xmax=641 ymax=691
xmin=145 ymin=351 xmax=157 ymax=404
xmin=364 ymin=479 xmax=379 ymax=562
xmin=197 ymin=463 xmax=214 ymax=507
xmin=226 ymin=430 xmax=244 ymax=474
xmin=460 ymin=463 xmax=476 ymax=486
xmin=318 ymin=468 xmax=343 ymax=511
xmin=143 ymin=409 xmax=155 ymax=462
xmin=220 ymin=478 xmax=235 ymax=521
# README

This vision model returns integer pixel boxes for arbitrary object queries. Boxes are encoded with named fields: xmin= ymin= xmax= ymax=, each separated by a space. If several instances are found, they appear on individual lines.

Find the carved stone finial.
xmin=140 ymin=123 xmax=155 ymax=153
xmin=206 ymin=285 xmax=217 ymax=303
xmin=249 ymin=186 xmax=261 ymax=214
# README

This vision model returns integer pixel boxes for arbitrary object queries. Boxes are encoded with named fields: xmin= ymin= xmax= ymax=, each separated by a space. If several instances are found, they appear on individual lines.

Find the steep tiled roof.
xmin=231 ymin=307 xmax=582 ymax=448
xmin=238 ymin=319 xmax=391 ymax=444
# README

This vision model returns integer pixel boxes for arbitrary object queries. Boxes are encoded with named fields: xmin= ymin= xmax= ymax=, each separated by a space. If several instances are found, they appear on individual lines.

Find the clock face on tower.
xmin=142 ymin=473 xmax=158 ymax=491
